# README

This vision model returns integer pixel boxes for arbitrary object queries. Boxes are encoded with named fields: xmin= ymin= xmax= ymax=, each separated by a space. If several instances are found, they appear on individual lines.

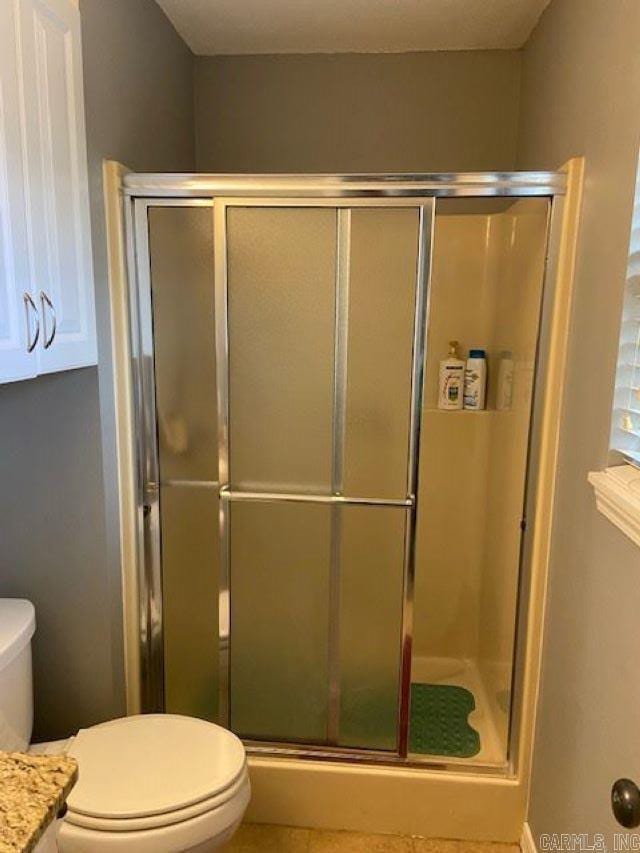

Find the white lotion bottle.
xmin=464 ymin=349 xmax=487 ymax=410
xmin=438 ymin=340 xmax=465 ymax=410
xmin=496 ymin=350 xmax=514 ymax=411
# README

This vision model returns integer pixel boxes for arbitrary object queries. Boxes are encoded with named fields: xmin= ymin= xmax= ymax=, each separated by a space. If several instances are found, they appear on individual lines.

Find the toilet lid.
xmin=66 ymin=715 xmax=246 ymax=820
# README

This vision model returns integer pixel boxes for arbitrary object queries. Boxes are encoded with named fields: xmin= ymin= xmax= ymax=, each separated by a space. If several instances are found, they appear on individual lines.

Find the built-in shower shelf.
xmin=424 ymin=408 xmax=498 ymax=415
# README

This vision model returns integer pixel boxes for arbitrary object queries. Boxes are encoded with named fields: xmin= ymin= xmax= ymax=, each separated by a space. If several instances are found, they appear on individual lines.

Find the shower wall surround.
xmin=414 ymin=198 xmax=549 ymax=762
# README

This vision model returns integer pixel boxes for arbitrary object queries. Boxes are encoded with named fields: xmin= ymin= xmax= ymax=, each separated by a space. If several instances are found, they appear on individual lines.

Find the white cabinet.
xmin=0 ymin=0 xmax=37 ymax=381
xmin=0 ymin=0 xmax=96 ymax=383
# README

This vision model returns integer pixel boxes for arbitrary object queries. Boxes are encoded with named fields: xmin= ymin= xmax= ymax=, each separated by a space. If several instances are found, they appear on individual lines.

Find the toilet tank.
xmin=0 ymin=599 xmax=36 ymax=751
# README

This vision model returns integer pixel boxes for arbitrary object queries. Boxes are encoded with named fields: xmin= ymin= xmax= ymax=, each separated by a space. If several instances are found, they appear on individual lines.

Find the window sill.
xmin=588 ymin=464 xmax=640 ymax=549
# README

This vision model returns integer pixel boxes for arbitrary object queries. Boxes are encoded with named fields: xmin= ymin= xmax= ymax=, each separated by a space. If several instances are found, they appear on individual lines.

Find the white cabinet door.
xmin=0 ymin=0 xmax=39 ymax=382
xmin=17 ymin=0 xmax=97 ymax=374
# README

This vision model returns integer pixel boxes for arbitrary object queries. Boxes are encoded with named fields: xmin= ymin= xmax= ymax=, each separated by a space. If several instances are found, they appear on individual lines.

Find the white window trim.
xmin=610 ymin=152 xmax=640 ymax=463
xmin=589 ymin=464 xmax=640 ymax=548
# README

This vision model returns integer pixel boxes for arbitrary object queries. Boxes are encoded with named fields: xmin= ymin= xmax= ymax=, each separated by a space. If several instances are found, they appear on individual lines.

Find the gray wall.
xmin=194 ymin=51 xmax=521 ymax=172
xmin=81 ymin=0 xmax=195 ymax=729
xmin=0 ymin=371 xmax=111 ymax=740
xmin=517 ymin=0 xmax=640 ymax=844
xmin=0 ymin=0 xmax=195 ymax=740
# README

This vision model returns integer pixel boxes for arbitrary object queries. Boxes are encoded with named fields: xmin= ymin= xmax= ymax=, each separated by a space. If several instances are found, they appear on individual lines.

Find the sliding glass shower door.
xmin=139 ymin=199 xmax=431 ymax=754
xmin=224 ymin=205 xmax=424 ymax=751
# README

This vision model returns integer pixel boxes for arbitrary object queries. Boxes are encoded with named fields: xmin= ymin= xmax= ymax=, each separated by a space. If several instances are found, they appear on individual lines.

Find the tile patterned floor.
xmin=222 ymin=824 xmax=521 ymax=852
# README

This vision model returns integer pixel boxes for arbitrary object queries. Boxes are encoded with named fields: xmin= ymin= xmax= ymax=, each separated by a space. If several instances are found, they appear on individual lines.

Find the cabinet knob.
xmin=612 ymin=779 xmax=640 ymax=828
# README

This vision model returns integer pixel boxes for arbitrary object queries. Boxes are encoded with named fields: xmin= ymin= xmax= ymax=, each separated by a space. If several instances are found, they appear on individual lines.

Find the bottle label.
xmin=447 ymin=380 xmax=460 ymax=402
xmin=440 ymin=364 xmax=464 ymax=409
xmin=464 ymin=369 xmax=483 ymax=408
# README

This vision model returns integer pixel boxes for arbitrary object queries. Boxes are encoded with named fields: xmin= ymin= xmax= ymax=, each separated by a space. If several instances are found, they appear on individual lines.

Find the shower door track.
xmin=125 ymin=171 xmax=568 ymax=775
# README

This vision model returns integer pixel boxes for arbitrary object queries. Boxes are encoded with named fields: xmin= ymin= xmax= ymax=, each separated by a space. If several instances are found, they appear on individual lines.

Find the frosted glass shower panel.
xmin=148 ymin=206 xmax=217 ymax=481
xmin=227 ymin=207 xmax=337 ymax=494
xmin=229 ymin=500 xmax=332 ymax=742
xmin=147 ymin=205 xmax=219 ymax=722
xmin=160 ymin=486 xmax=220 ymax=722
xmin=343 ymin=209 xmax=419 ymax=499
xmin=338 ymin=505 xmax=407 ymax=750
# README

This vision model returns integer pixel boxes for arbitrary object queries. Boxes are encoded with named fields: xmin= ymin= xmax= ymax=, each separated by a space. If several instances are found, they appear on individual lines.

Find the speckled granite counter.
xmin=0 ymin=752 xmax=77 ymax=853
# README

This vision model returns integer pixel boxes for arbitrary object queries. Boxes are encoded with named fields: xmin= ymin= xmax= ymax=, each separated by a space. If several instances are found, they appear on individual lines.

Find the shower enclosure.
xmin=123 ymin=172 xmax=564 ymax=772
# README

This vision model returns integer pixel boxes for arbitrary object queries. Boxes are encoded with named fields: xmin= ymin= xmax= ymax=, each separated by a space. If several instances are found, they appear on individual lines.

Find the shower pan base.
xmin=243 ymin=753 xmax=526 ymax=841
xmin=409 ymin=683 xmax=480 ymax=759
xmin=410 ymin=656 xmax=506 ymax=766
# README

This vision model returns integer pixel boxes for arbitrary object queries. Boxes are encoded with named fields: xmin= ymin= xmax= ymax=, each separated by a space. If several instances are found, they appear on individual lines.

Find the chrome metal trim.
xmin=130 ymin=198 xmax=165 ymax=712
xmin=127 ymin=197 xmax=214 ymax=208
xmin=204 ymin=197 xmax=465 ymax=209
xmin=214 ymin=201 xmax=231 ymax=728
xmin=332 ymin=210 xmax=351 ymax=498
xmin=143 ymin=481 xmax=158 ymax=499
xmin=161 ymin=479 xmax=220 ymax=490
xmin=243 ymin=741 xmax=509 ymax=775
xmin=124 ymin=171 xmax=566 ymax=199
xmin=23 ymin=292 xmax=40 ymax=352
xmin=507 ymin=195 xmax=560 ymax=775
xmin=40 ymin=291 xmax=56 ymax=349
xmin=124 ymin=196 xmax=147 ymax=711
xmin=218 ymin=497 xmax=231 ymax=727
xmin=327 ymin=209 xmax=351 ymax=744
xmin=406 ymin=206 xmax=433 ymax=500
xmin=398 ymin=203 xmax=434 ymax=757
xmin=214 ymin=203 xmax=230 ymax=490
xmin=220 ymin=489 xmax=413 ymax=507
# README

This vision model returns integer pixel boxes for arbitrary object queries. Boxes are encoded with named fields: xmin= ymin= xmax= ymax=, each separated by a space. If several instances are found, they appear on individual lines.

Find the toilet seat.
xmin=58 ymin=781 xmax=250 ymax=853
xmin=57 ymin=715 xmax=250 ymax=853
xmin=66 ymin=714 xmax=246 ymax=821
xmin=65 ymin=764 xmax=249 ymax=832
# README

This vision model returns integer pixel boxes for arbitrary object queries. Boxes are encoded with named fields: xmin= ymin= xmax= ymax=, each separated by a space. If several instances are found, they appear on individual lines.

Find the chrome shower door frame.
xmin=124 ymin=171 xmax=567 ymax=774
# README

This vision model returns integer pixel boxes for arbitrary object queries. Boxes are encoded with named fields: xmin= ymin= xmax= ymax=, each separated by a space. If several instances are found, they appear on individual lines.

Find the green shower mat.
xmin=409 ymin=683 xmax=481 ymax=758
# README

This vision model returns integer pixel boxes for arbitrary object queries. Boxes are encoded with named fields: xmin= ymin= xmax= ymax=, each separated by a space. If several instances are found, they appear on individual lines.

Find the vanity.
xmin=0 ymin=752 xmax=77 ymax=852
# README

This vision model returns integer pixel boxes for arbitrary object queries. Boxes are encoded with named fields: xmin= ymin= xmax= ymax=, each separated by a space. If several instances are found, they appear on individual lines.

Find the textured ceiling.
xmin=156 ymin=0 xmax=551 ymax=56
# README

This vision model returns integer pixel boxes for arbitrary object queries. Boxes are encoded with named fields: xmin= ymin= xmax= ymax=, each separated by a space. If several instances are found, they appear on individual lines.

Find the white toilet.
xmin=0 ymin=599 xmax=250 ymax=852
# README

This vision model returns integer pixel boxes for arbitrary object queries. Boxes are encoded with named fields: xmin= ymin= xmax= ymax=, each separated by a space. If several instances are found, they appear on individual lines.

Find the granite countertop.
xmin=0 ymin=752 xmax=78 ymax=853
